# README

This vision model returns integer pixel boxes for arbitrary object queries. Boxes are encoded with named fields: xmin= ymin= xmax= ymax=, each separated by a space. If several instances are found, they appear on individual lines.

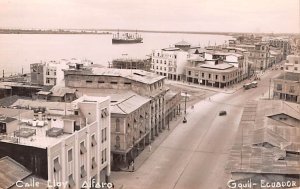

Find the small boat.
xmin=112 ymin=31 xmax=143 ymax=44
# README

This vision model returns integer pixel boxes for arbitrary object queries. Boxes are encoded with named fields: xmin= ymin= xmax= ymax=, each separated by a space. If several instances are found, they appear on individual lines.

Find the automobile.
xmin=183 ymin=117 xmax=187 ymax=123
xmin=219 ymin=111 xmax=227 ymax=116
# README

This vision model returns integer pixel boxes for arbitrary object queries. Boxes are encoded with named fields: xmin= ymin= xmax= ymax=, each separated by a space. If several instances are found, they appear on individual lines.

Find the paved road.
xmin=112 ymin=69 xmax=282 ymax=189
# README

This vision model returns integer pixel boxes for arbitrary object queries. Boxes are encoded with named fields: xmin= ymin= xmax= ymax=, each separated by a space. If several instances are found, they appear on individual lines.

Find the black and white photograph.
xmin=0 ymin=0 xmax=299 ymax=188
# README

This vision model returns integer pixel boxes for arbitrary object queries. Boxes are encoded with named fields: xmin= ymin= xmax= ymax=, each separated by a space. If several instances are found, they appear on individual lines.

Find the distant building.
xmin=284 ymin=55 xmax=300 ymax=73
xmin=186 ymin=57 xmax=239 ymax=88
xmin=36 ymin=85 xmax=77 ymax=102
xmin=63 ymin=67 xmax=167 ymax=142
xmin=110 ymin=58 xmax=151 ymax=71
xmin=235 ymin=42 xmax=270 ymax=71
xmin=0 ymin=95 xmax=111 ymax=188
xmin=268 ymin=37 xmax=291 ymax=59
xmin=151 ymin=41 xmax=191 ymax=80
xmin=30 ymin=59 xmax=93 ymax=86
xmin=273 ymin=72 xmax=300 ymax=103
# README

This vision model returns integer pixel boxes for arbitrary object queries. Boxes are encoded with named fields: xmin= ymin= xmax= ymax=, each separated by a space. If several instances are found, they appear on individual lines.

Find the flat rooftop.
xmin=64 ymin=68 xmax=165 ymax=84
xmin=275 ymin=72 xmax=300 ymax=81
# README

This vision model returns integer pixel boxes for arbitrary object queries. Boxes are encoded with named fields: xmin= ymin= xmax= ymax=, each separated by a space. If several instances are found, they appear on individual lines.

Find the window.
xmin=124 ymin=82 xmax=131 ymax=85
xmin=215 ymin=75 xmax=218 ymax=80
xmin=86 ymin=80 xmax=92 ymax=83
xmin=164 ymin=60 xmax=166 ymax=64
xmin=91 ymin=157 xmax=97 ymax=169
xmin=188 ymin=71 xmax=191 ymax=76
xmin=98 ymin=81 xmax=104 ymax=83
xmin=80 ymin=165 xmax=87 ymax=178
xmin=102 ymin=149 xmax=107 ymax=164
xmin=295 ymin=67 xmax=298 ymax=71
xmin=80 ymin=142 xmax=87 ymax=155
xmin=202 ymin=73 xmax=204 ymax=77
xmin=53 ymin=157 xmax=61 ymax=173
xmin=68 ymin=149 xmax=72 ymax=162
xmin=68 ymin=174 xmax=75 ymax=188
xmin=295 ymin=60 xmax=298 ymax=64
xmin=277 ymin=84 xmax=282 ymax=91
xmin=110 ymin=81 xmax=118 ymax=84
xmin=208 ymin=74 xmax=211 ymax=79
xmin=286 ymin=66 xmax=288 ymax=70
xmin=290 ymin=86 xmax=295 ymax=93
xmin=91 ymin=135 xmax=97 ymax=147
xmin=101 ymin=128 xmax=107 ymax=143
xmin=116 ymin=118 xmax=120 ymax=132
xmin=223 ymin=76 xmax=225 ymax=81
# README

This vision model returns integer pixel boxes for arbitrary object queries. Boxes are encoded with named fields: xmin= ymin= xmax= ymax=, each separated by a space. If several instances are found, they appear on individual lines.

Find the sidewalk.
xmin=166 ymin=80 xmax=245 ymax=94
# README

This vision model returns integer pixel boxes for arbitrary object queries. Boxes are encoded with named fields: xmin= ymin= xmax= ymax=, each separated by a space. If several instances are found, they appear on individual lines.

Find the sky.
xmin=0 ymin=0 xmax=299 ymax=33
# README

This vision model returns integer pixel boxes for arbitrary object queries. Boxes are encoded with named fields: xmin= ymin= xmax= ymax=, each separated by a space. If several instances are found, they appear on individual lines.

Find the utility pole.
xmin=183 ymin=92 xmax=187 ymax=123
xmin=269 ymin=78 xmax=271 ymax=99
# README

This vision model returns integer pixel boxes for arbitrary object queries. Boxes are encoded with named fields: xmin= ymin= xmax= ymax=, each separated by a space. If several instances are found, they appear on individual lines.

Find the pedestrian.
xmin=149 ymin=144 xmax=152 ymax=152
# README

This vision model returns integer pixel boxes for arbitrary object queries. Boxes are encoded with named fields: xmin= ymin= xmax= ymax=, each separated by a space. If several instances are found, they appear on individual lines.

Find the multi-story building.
xmin=284 ymin=55 xmax=300 ymax=73
xmin=30 ymin=61 xmax=66 ymax=86
xmin=151 ymin=41 xmax=191 ymax=81
xmin=109 ymin=93 xmax=151 ymax=169
xmin=186 ymin=57 xmax=239 ymax=88
xmin=110 ymin=58 xmax=151 ymax=71
xmin=273 ymin=72 xmax=300 ymax=103
xmin=30 ymin=59 xmax=93 ymax=86
xmin=235 ymin=42 xmax=270 ymax=71
xmin=268 ymin=37 xmax=291 ymax=59
xmin=63 ymin=67 xmax=167 ymax=142
xmin=0 ymin=95 xmax=111 ymax=188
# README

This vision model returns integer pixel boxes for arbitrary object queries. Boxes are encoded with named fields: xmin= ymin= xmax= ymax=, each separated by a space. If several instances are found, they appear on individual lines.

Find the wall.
xmin=0 ymin=142 xmax=48 ymax=179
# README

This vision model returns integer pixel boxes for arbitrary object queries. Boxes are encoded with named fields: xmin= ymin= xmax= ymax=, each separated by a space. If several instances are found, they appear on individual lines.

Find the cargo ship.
xmin=112 ymin=31 xmax=143 ymax=44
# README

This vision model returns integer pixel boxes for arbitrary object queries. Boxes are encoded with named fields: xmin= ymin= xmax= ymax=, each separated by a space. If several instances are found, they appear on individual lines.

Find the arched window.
xmin=116 ymin=118 xmax=120 ymax=132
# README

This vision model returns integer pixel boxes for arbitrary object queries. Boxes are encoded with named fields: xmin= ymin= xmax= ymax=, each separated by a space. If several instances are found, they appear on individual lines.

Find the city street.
xmin=111 ymin=69 xmax=282 ymax=189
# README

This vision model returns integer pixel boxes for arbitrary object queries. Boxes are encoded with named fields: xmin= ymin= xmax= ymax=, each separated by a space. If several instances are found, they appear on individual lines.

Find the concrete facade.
xmin=0 ymin=95 xmax=111 ymax=188
xmin=273 ymin=72 xmax=300 ymax=104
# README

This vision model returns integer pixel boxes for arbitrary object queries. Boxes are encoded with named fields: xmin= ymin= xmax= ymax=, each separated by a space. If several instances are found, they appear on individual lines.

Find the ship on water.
xmin=112 ymin=31 xmax=143 ymax=44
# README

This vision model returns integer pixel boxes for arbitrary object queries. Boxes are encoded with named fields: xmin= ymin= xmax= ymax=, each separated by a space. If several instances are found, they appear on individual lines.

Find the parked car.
xmin=219 ymin=111 xmax=227 ymax=116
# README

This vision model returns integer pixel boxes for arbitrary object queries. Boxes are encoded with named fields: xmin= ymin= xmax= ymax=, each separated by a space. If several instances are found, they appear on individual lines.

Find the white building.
xmin=0 ymin=95 xmax=111 ymax=188
xmin=151 ymin=41 xmax=191 ymax=81
xmin=284 ymin=55 xmax=300 ymax=73
xmin=30 ymin=58 xmax=93 ymax=86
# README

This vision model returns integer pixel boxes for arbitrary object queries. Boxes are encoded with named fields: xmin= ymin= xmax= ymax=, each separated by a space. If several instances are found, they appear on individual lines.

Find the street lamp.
xmin=183 ymin=92 xmax=187 ymax=123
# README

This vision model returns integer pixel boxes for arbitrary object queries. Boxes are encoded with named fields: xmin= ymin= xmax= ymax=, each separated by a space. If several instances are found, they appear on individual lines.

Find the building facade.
xmin=186 ymin=58 xmax=239 ymax=88
xmin=64 ymin=67 xmax=167 ymax=142
xmin=273 ymin=72 xmax=300 ymax=103
xmin=284 ymin=55 xmax=300 ymax=73
xmin=0 ymin=95 xmax=111 ymax=188
xmin=268 ymin=37 xmax=291 ymax=59
xmin=110 ymin=58 xmax=151 ymax=71
xmin=236 ymin=42 xmax=270 ymax=71
xmin=110 ymin=94 xmax=151 ymax=170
